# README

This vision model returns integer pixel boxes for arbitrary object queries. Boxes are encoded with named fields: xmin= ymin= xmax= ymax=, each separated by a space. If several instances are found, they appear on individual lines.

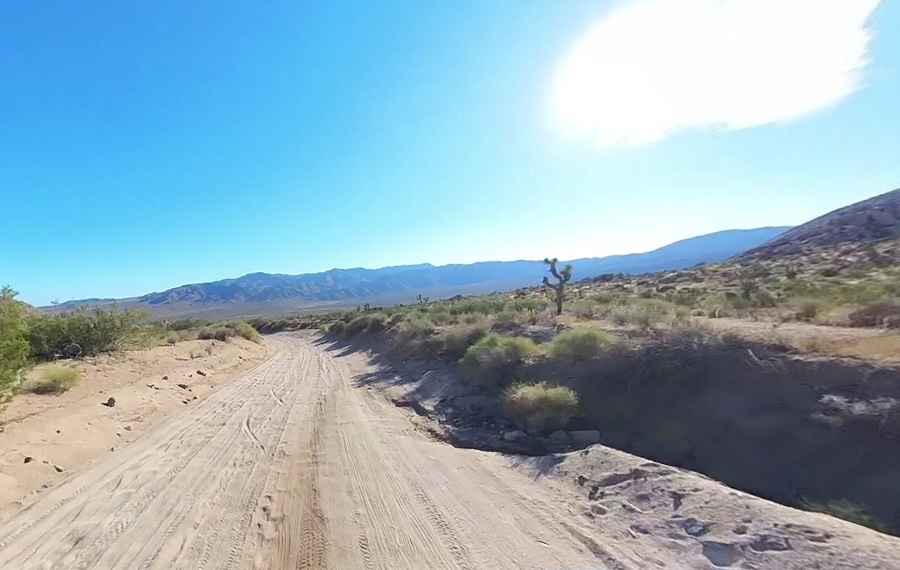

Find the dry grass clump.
xmin=460 ymin=334 xmax=538 ymax=387
xmin=25 ymin=366 xmax=80 ymax=394
xmin=503 ymin=381 xmax=579 ymax=434
xmin=547 ymin=328 xmax=616 ymax=363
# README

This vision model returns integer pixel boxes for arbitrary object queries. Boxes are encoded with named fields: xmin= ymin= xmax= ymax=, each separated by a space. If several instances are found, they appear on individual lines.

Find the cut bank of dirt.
xmin=0 ymin=337 xmax=268 ymax=521
xmin=0 ymin=332 xmax=898 ymax=569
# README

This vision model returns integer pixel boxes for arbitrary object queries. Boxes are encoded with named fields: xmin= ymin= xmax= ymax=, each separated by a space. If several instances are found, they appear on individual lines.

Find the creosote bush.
xmin=0 ymin=287 xmax=29 ymax=391
xmin=27 ymin=308 xmax=145 ymax=360
xmin=547 ymin=328 xmax=615 ymax=363
xmin=389 ymin=317 xmax=436 ymax=357
xmin=439 ymin=322 xmax=489 ymax=360
xmin=198 ymin=321 xmax=261 ymax=343
xmin=25 ymin=366 xmax=80 ymax=394
xmin=460 ymin=334 xmax=538 ymax=387
xmin=503 ymin=381 xmax=579 ymax=434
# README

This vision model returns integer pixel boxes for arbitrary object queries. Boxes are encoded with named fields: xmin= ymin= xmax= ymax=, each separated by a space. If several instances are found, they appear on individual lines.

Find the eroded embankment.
xmin=559 ymin=341 xmax=900 ymax=533
xmin=337 ymin=333 xmax=900 ymax=534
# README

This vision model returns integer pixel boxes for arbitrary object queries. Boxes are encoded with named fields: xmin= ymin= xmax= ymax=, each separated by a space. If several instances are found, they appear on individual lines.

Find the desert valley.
xmin=3 ymin=189 xmax=900 ymax=568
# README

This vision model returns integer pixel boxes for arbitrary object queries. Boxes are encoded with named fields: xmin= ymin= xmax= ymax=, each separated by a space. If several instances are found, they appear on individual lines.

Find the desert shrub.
xmin=751 ymin=289 xmax=777 ymax=308
xmin=800 ymin=499 xmax=889 ymax=533
xmin=329 ymin=321 xmax=347 ymax=336
xmin=343 ymin=313 xmax=388 ymax=337
xmin=569 ymin=300 xmax=596 ymax=320
xmin=166 ymin=318 xmax=210 ymax=331
xmin=27 ymin=308 xmax=144 ymax=360
xmin=460 ymin=334 xmax=538 ymax=387
xmin=608 ymin=299 xmax=685 ymax=330
xmin=25 ymin=366 xmax=79 ymax=394
xmin=428 ymin=308 xmax=454 ymax=326
xmin=0 ymin=287 xmax=30 ymax=391
xmin=667 ymin=288 xmax=703 ymax=307
xmin=449 ymin=297 xmax=506 ymax=316
xmin=197 ymin=327 xmax=229 ymax=341
xmin=547 ymin=328 xmax=616 ymax=362
xmin=196 ymin=321 xmax=261 ymax=343
xmin=503 ymin=381 xmax=579 ymax=434
xmin=796 ymin=300 xmax=822 ymax=322
xmin=386 ymin=312 xmax=405 ymax=328
xmin=507 ymin=298 xmax=548 ymax=314
xmin=440 ymin=322 xmax=489 ymax=359
xmin=493 ymin=309 xmax=525 ymax=329
xmin=848 ymin=303 xmax=900 ymax=328
xmin=165 ymin=333 xmax=179 ymax=345
xmin=390 ymin=317 xmax=437 ymax=357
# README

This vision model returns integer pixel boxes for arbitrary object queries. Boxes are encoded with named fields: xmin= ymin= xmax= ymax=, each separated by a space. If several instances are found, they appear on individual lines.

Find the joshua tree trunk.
xmin=542 ymin=258 xmax=572 ymax=316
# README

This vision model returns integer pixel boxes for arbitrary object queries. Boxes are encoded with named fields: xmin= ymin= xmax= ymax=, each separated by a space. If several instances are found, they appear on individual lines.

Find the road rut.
xmin=0 ymin=334 xmax=611 ymax=569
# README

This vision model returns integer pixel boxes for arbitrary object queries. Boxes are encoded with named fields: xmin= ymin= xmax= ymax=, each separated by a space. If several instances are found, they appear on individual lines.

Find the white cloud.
xmin=551 ymin=0 xmax=881 ymax=147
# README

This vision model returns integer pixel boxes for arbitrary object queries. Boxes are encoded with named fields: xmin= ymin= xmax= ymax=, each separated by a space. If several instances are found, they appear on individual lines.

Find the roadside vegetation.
xmin=503 ymin=382 xmax=578 ymax=433
xmin=0 ymin=285 xmax=259 ymax=399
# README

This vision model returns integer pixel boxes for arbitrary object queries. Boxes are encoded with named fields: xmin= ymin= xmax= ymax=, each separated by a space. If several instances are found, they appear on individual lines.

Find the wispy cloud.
xmin=551 ymin=0 xmax=881 ymax=147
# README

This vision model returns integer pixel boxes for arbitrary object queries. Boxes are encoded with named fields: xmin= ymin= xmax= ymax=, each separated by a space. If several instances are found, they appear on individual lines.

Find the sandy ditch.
xmin=0 ymin=337 xmax=268 ymax=521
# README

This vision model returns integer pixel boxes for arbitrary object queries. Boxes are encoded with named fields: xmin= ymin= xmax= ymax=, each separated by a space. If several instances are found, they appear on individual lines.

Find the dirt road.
xmin=0 ymin=334 xmax=614 ymax=569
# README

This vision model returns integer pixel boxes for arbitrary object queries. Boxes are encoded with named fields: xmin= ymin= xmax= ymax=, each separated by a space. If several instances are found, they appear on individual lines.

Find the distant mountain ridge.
xmin=48 ymin=227 xmax=789 ymax=318
xmin=741 ymin=188 xmax=900 ymax=259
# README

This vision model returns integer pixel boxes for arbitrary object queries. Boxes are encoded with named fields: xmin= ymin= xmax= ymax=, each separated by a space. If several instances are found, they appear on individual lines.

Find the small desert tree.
xmin=0 ymin=286 xmax=29 ymax=391
xmin=542 ymin=258 xmax=572 ymax=316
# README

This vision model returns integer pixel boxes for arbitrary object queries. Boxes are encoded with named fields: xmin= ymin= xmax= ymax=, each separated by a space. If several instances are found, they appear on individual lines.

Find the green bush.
xmin=0 ymin=287 xmax=30 ymax=391
xmin=232 ymin=321 xmax=261 ymax=342
xmin=460 ymin=334 xmax=538 ymax=387
xmin=344 ymin=313 xmax=388 ymax=337
xmin=27 ymin=307 xmax=144 ymax=360
xmin=440 ymin=323 xmax=489 ymax=359
xmin=198 ymin=327 xmax=229 ymax=341
xmin=547 ymin=328 xmax=615 ymax=362
xmin=503 ymin=381 xmax=579 ymax=434
xmin=197 ymin=321 xmax=261 ymax=343
xmin=25 ymin=366 xmax=79 ymax=394
xmin=390 ymin=317 xmax=436 ymax=356
xmin=448 ymin=297 xmax=506 ymax=316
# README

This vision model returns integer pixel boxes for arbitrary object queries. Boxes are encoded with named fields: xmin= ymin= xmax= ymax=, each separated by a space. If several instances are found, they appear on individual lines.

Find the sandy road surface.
xmin=0 ymin=333 xmax=615 ymax=569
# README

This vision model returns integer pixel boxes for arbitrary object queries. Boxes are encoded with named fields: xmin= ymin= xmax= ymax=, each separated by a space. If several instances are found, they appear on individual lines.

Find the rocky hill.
xmin=742 ymin=188 xmax=900 ymax=259
xmin=48 ymin=227 xmax=788 ymax=318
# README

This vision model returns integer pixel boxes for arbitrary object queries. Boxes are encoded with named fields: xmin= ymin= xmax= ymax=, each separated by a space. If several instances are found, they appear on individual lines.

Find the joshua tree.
xmin=542 ymin=257 xmax=572 ymax=316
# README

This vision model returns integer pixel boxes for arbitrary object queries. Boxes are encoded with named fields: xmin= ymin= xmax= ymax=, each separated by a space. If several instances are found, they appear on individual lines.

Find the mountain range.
xmin=49 ymin=227 xmax=789 ymax=318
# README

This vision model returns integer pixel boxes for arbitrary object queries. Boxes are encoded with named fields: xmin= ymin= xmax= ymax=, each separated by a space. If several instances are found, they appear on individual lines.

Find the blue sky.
xmin=3 ymin=1 xmax=899 ymax=306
